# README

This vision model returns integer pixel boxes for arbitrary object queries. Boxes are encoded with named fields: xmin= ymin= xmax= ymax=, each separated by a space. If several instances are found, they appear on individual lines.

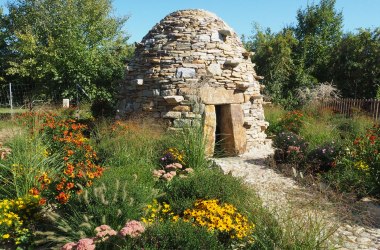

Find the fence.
xmin=0 ymin=83 xmax=37 ymax=109
xmin=0 ymin=83 xmax=89 ymax=112
xmin=321 ymin=98 xmax=380 ymax=122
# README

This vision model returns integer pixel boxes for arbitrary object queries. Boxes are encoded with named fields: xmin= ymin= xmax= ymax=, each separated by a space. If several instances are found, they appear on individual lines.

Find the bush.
xmin=159 ymin=168 xmax=253 ymax=215
xmin=278 ymin=110 xmax=305 ymax=134
xmin=137 ymin=220 xmax=223 ymax=250
xmin=273 ymin=131 xmax=308 ymax=164
xmin=307 ymin=142 xmax=340 ymax=173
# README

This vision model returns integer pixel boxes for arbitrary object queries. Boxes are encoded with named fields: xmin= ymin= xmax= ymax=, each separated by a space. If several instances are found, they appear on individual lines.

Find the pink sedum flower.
xmin=153 ymin=169 xmax=165 ymax=178
xmin=76 ymin=238 xmax=95 ymax=250
xmin=61 ymin=242 xmax=77 ymax=250
xmin=119 ymin=220 xmax=145 ymax=238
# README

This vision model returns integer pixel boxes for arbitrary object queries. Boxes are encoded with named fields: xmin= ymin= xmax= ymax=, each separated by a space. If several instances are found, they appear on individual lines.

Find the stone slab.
xmin=199 ymin=87 xmax=244 ymax=105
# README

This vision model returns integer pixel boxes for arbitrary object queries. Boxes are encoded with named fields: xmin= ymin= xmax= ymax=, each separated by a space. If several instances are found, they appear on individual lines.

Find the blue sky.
xmin=1 ymin=0 xmax=379 ymax=43
xmin=116 ymin=0 xmax=380 ymax=42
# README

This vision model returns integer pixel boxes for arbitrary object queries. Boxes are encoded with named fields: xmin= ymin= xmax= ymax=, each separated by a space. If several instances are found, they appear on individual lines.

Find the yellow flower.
xmin=2 ymin=234 xmax=10 ymax=239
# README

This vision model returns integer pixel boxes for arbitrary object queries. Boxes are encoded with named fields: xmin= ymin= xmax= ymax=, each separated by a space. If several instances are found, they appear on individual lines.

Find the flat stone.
xmin=236 ymin=82 xmax=252 ymax=90
xmin=173 ymin=118 xmax=192 ymax=128
xmin=207 ymin=63 xmax=222 ymax=76
xmin=162 ymin=111 xmax=182 ymax=119
xmin=199 ymin=87 xmax=244 ymax=105
xmin=224 ymin=59 xmax=240 ymax=67
xmin=171 ymin=105 xmax=191 ymax=112
xmin=163 ymin=95 xmax=184 ymax=104
xmin=203 ymin=105 xmax=216 ymax=157
xmin=133 ymin=79 xmax=144 ymax=85
xmin=218 ymin=29 xmax=232 ymax=36
xmin=176 ymin=67 xmax=196 ymax=78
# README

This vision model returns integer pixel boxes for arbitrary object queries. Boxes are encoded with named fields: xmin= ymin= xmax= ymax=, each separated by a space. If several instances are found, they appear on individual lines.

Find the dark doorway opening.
xmin=214 ymin=104 xmax=228 ymax=157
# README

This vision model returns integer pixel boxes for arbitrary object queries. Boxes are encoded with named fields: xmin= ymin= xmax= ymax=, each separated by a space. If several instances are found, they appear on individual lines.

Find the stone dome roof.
xmin=118 ymin=9 xmax=268 ymax=155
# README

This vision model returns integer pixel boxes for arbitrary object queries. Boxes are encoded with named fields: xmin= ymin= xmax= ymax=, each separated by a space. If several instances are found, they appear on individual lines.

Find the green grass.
xmin=1 ymin=112 xmax=334 ymax=249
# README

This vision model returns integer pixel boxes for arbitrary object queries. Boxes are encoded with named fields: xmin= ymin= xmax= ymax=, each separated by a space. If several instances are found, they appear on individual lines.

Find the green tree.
xmin=247 ymin=26 xmax=299 ymax=107
xmin=332 ymin=28 xmax=380 ymax=98
xmin=4 ymin=0 xmax=132 ymax=101
xmin=294 ymin=0 xmax=343 ymax=82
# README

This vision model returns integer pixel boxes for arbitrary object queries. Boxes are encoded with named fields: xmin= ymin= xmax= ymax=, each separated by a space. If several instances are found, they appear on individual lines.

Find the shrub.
xmin=307 ymin=142 xmax=340 ymax=173
xmin=278 ymin=110 xmax=305 ymax=134
xmin=159 ymin=168 xmax=252 ymax=215
xmin=183 ymin=199 xmax=255 ymax=245
xmin=138 ymin=220 xmax=223 ymax=250
xmin=0 ymin=195 xmax=43 ymax=248
xmin=273 ymin=131 xmax=308 ymax=164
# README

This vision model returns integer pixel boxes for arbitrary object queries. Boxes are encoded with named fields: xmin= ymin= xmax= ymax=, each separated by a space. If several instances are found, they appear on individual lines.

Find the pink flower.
xmin=184 ymin=168 xmax=194 ymax=174
xmin=95 ymin=225 xmax=112 ymax=232
xmin=95 ymin=224 xmax=117 ymax=241
xmin=61 ymin=242 xmax=77 ymax=250
xmin=76 ymin=238 xmax=95 ymax=250
xmin=119 ymin=220 xmax=145 ymax=238
xmin=165 ymin=163 xmax=183 ymax=171
xmin=153 ymin=169 xmax=165 ymax=178
xmin=287 ymin=146 xmax=300 ymax=154
xmin=162 ymin=172 xmax=175 ymax=181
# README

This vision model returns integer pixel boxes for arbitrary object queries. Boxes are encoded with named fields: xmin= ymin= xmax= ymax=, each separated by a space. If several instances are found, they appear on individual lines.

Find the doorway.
xmin=214 ymin=104 xmax=246 ymax=156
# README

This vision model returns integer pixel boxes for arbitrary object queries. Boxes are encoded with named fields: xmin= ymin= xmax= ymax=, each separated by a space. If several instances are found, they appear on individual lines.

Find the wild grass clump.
xmin=267 ymin=104 xmax=378 ymax=198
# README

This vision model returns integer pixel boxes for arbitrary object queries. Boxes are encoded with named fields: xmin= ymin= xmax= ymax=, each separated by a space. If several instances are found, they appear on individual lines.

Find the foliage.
xmin=183 ymin=199 xmax=255 ymax=243
xmin=139 ymin=220 xmax=223 ymax=250
xmin=332 ymin=28 xmax=380 ymax=98
xmin=332 ymin=125 xmax=380 ymax=196
xmin=2 ymin=0 xmax=133 ymax=100
xmin=15 ymin=112 xmax=105 ymax=205
xmin=294 ymin=0 xmax=343 ymax=82
xmin=273 ymin=131 xmax=308 ymax=164
xmin=176 ymin=122 xmax=209 ymax=169
xmin=307 ymin=142 xmax=340 ymax=173
xmin=246 ymin=0 xmax=380 ymax=104
xmin=0 ymin=194 xmax=42 ymax=248
xmin=278 ymin=110 xmax=305 ymax=134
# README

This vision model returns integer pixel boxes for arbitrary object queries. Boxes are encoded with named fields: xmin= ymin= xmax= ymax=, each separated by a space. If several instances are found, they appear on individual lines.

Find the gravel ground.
xmin=213 ymin=145 xmax=380 ymax=250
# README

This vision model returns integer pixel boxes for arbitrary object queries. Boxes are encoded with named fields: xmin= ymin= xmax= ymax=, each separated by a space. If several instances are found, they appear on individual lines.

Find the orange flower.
xmin=56 ymin=192 xmax=70 ymax=204
xmin=66 ymin=182 xmax=75 ymax=190
xmin=29 ymin=187 xmax=40 ymax=195
xmin=56 ymin=183 xmax=64 ymax=191
xmin=39 ymin=198 xmax=47 ymax=205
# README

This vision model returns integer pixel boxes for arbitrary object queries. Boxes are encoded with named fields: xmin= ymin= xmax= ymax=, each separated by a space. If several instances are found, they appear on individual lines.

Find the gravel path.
xmin=213 ymin=145 xmax=380 ymax=250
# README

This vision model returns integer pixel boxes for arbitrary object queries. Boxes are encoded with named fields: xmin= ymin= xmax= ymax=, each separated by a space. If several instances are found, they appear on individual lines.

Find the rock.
xmin=133 ymin=79 xmax=144 ymax=85
xmin=173 ymin=119 xmax=192 ymax=127
xmin=163 ymin=95 xmax=184 ymax=104
xmin=161 ymin=111 xmax=182 ymax=119
xmin=199 ymin=87 xmax=244 ymax=105
xmin=203 ymin=105 xmax=216 ymax=157
xmin=207 ymin=63 xmax=222 ymax=76
xmin=218 ymin=29 xmax=232 ymax=36
xmin=224 ymin=59 xmax=240 ymax=67
xmin=176 ymin=67 xmax=196 ymax=78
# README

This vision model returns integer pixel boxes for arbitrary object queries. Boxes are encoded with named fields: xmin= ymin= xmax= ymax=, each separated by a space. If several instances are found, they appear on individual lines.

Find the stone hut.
xmin=118 ymin=9 xmax=268 ymax=156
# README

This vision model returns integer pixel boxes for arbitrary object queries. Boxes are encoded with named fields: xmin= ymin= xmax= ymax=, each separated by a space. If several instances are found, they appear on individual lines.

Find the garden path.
xmin=213 ymin=145 xmax=380 ymax=250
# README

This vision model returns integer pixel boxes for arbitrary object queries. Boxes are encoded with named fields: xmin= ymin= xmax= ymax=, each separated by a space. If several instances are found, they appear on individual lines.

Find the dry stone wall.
xmin=118 ymin=9 xmax=268 ymax=154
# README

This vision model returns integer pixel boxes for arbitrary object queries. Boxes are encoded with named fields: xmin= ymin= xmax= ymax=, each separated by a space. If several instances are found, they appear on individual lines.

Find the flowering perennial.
xmin=0 ymin=195 xmax=42 ymax=246
xmin=160 ymin=147 xmax=185 ymax=166
xmin=61 ymin=221 xmax=145 ymax=250
xmin=141 ymin=199 xmax=178 ymax=224
xmin=17 ymin=112 xmax=105 ymax=204
xmin=183 ymin=199 xmax=255 ymax=240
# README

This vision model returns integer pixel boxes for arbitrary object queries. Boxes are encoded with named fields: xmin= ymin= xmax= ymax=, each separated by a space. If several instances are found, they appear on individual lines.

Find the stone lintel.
xmin=199 ymin=87 xmax=244 ymax=105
